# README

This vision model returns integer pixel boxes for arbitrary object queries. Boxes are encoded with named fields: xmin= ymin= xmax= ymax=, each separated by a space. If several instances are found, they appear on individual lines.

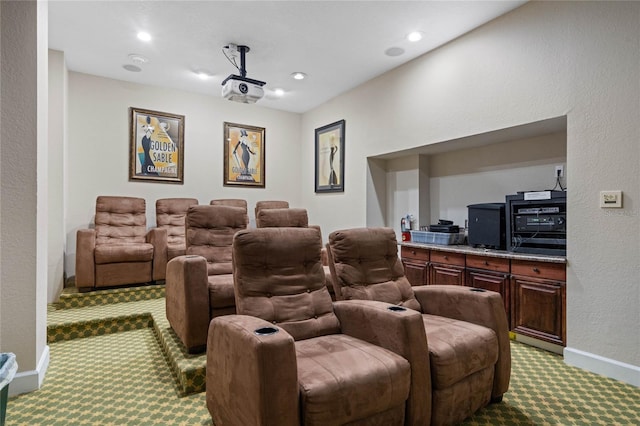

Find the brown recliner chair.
xmin=154 ymin=198 xmax=199 ymax=280
xmin=254 ymin=200 xmax=288 ymax=227
xmin=75 ymin=196 xmax=164 ymax=291
xmin=255 ymin=206 xmax=307 ymax=228
xmin=326 ymin=227 xmax=511 ymax=426
xmin=255 ymin=207 xmax=337 ymax=300
xmin=165 ymin=205 xmax=247 ymax=353
xmin=209 ymin=198 xmax=249 ymax=226
xmin=207 ymin=227 xmax=431 ymax=425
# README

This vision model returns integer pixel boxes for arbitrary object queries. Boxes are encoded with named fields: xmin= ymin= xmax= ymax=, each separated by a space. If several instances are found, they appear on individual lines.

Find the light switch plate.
xmin=600 ymin=190 xmax=622 ymax=208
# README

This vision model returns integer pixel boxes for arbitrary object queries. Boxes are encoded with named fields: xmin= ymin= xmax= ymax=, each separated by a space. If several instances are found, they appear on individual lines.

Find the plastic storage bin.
xmin=410 ymin=230 xmax=465 ymax=245
xmin=0 ymin=353 xmax=17 ymax=426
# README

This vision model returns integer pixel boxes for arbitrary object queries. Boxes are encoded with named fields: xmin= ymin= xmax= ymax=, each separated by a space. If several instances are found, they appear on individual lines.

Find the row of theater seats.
xmin=75 ymin=196 xmax=511 ymax=424
xmin=75 ymin=196 xmax=335 ymax=352
xmin=205 ymin=226 xmax=511 ymax=426
xmin=75 ymin=196 xmax=325 ymax=292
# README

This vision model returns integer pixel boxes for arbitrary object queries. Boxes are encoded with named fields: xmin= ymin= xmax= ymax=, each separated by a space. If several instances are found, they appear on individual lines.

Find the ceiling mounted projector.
xmin=221 ymin=44 xmax=266 ymax=104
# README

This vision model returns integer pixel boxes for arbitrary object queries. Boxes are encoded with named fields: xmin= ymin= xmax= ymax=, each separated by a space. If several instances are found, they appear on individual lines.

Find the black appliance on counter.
xmin=506 ymin=190 xmax=566 ymax=256
xmin=467 ymin=203 xmax=506 ymax=250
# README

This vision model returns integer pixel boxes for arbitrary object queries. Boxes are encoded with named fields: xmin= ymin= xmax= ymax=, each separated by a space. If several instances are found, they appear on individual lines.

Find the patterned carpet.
xmin=47 ymin=285 xmax=206 ymax=396
xmin=4 ymin=285 xmax=639 ymax=425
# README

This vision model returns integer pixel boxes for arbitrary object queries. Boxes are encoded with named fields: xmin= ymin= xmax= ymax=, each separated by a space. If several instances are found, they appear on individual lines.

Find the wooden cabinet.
xmin=400 ymin=246 xmax=429 ymax=286
xmin=510 ymin=260 xmax=566 ymax=346
xmin=429 ymin=251 xmax=465 ymax=286
xmin=400 ymin=245 xmax=567 ymax=347
xmin=465 ymin=255 xmax=510 ymax=319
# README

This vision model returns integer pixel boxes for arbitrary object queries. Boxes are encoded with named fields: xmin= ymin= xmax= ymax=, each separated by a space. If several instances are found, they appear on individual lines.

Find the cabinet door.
xmin=403 ymin=260 xmax=429 ymax=286
xmin=429 ymin=263 xmax=465 ymax=286
xmin=400 ymin=246 xmax=430 ymax=286
xmin=466 ymin=269 xmax=510 ymax=320
xmin=510 ymin=275 xmax=565 ymax=346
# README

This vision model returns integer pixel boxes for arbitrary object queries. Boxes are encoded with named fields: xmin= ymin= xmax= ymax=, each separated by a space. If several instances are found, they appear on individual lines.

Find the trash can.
xmin=0 ymin=353 xmax=18 ymax=426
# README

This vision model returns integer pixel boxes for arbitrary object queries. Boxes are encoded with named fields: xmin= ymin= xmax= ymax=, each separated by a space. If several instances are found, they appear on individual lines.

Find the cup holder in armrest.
xmin=387 ymin=306 xmax=407 ymax=312
xmin=254 ymin=326 xmax=279 ymax=336
xmin=470 ymin=288 xmax=486 ymax=292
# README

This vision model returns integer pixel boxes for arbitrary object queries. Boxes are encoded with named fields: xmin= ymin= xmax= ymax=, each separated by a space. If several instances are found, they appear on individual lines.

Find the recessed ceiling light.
xmin=291 ymin=72 xmax=307 ymax=80
xmin=128 ymin=54 xmax=149 ymax=64
xmin=196 ymin=71 xmax=212 ymax=80
xmin=407 ymin=31 xmax=423 ymax=42
xmin=137 ymin=31 xmax=152 ymax=42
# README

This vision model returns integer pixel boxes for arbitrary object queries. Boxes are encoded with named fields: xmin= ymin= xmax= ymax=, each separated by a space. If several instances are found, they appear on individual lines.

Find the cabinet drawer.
xmin=430 ymin=263 xmax=465 ymax=286
xmin=466 ymin=255 xmax=510 ymax=273
xmin=401 ymin=246 xmax=430 ymax=262
xmin=430 ymin=250 xmax=465 ymax=266
xmin=511 ymin=259 xmax=566 ymax=281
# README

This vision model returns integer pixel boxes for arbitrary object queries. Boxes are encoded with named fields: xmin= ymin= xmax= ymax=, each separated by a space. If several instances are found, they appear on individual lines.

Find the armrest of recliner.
xmin=147 ymin=227 xmax=167 ymax=281
xmin=207 ymin=315 xmax=299 ymax=426
xmin=75 ymin=229 xmax=96 ymax=290
xmin=333 ymin=300 xmax=431 ymax=426
xmin=165 ymin=255 xmax=210 ymax=353
xmin=414 ymin=285 xmax=511 ymax=400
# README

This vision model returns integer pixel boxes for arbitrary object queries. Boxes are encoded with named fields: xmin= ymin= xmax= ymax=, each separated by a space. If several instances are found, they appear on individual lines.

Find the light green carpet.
xmin=8 ymin=329 xmax=209 ymax=425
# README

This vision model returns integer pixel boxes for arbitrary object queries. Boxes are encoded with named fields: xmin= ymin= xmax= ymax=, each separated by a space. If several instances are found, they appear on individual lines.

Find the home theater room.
xmin=0 ymin=0 xmax=638 ymax=425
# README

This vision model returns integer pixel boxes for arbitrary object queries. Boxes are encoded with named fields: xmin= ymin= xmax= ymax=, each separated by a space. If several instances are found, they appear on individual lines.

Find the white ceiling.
xmin=48 ymin=0 xmax=527 ymax=114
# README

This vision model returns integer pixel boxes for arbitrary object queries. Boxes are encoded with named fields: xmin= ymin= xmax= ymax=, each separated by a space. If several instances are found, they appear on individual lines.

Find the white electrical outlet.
xmin=600 ymin=190 xmax=622 ymax=208
xmin=554 ymin=165 xmax=564 ymax=178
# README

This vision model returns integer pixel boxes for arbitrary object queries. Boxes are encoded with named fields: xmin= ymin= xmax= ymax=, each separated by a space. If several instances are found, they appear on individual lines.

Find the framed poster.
xmin=129 ymin=107 xmax=184 ymax=183
xmin=315 ymin=119 xmax=345 ymax=193
xmin=223 ymin=122 xmax=266 ymax=188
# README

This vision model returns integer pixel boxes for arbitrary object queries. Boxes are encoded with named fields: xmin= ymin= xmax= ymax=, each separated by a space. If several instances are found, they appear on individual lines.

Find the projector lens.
xmin=239 ymin=83 xmax=248 ymax=94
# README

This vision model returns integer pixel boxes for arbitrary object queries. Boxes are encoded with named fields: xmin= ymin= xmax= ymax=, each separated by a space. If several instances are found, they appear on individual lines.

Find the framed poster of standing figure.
xmin=315 ymin=119 xmax=345 ymax=193
xmin=223 ymin=122 xmax=266 ymax=188
xmin=129 ymin=107 xmax=185 ymax=183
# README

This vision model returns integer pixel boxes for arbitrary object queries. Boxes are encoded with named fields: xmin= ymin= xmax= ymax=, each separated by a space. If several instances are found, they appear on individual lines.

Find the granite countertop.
xmin=400 ymin=241 xmax=567 ymax=264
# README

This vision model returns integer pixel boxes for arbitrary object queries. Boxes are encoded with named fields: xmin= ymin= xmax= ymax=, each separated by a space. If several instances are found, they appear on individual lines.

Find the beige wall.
xmin=0 ymin=0 xmax=50 ymax=394
xmin=64 ymin=72 xmax=302 ymax=277
xmin=301 ymin=1 xmax=639 ymax=383
xmin=380 ymin=131 xmax=567 ymax=233
xmin=427 ymin=132 xmax=566 ymax=227
xmin=48 ymin=49 xmax=67 ymax=303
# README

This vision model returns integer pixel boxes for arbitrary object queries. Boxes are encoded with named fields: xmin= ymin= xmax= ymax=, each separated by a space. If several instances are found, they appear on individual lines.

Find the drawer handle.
xmin=443 ymin=255 xmax=448 ymax=260
xmin=484 ymin=260 xmax=489 ymax=266
xmin=411 ymin=250 xmax=416 ymax=255
xmin=533 ymin=267 xmax=540 ymax=273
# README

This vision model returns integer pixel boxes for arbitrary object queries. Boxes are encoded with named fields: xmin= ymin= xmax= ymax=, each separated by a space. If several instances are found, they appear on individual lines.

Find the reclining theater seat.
xmin=207 ymin=227 xmax=432 ymax=426
xmin=75 ymin=196 xmax=164 ymax=291
xmin=153 ymin=197 xmax=199 ymax=279
xmin=165 ymin=205 xmax=247 ymax=353
xmin=255 ymin=207 xmax=309 ymax=228
xmin=209 ymin=198 xmax=249 ymax=226
xmin=253 ymin=199 xmax=289 ymax=227
xmin=326 ymin=227 xmax=511 ymax=426
xmin=256 ymin=207 xmax=337 ymax=301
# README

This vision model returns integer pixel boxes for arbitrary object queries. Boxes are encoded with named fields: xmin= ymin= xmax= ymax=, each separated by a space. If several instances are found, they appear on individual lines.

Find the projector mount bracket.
xmin=222 ymin=44 xmax=266 ymax=87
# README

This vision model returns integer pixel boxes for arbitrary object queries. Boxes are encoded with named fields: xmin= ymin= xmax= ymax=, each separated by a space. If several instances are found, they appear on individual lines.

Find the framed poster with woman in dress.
xmin=315 ymin=119 xmax=345 ymax=193
xmin=223 ymin=122 xmax=266 ymax=188
xmin=129 ymin=107 xmax=185 ymax=183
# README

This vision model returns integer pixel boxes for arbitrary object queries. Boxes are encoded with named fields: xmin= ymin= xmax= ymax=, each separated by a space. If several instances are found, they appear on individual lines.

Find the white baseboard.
xmin=512 ymin=333 xmax=564 ymax=355
xmin=564 ymin=346 xmax=640 ymax=387
xmin=8 ymin=345 xmax=50 ymax=396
